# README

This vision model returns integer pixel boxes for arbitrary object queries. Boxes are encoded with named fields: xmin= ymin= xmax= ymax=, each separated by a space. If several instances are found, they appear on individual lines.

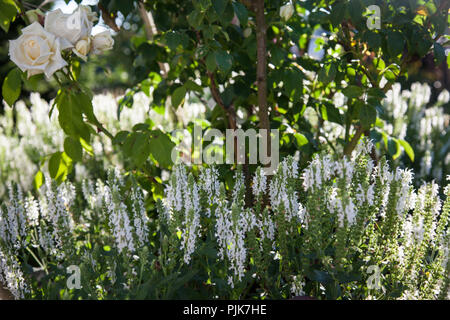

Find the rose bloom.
xmin=280 ymin=3 xmax=294 ymax=21
xmin=9 ymin=22 xmax=69 ymax=79
xmin=44 ymin=5 xmax=95 ymax=45
xmin=91 ymin=31 xmax=114 ymax=55
xmin=73 ymin=37 xmax=91 ymax=61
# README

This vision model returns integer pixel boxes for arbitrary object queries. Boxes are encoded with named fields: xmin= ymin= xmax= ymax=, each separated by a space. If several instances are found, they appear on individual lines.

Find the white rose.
xmin=80 ymin=5 xmax=98 ymax=23
xmin=280 ymin=3 xmax=294 ymax=21
xmin=91 ymin=31 xmax=114 ymax=55
xmin=73 ymin=37 xmax=91 ymax=61
xmin=44 ymin=6 xmax=93 ymax=45
xmin=9 ymin=22 xmax=68 ymax=79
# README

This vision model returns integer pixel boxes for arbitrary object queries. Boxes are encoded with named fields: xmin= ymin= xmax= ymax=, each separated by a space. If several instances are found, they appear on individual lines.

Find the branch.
xmin=206 ymin=69 xmax=237 ymax=130
xmin=344 ymin=125 xmax=364 ymax=156
xmin=98 ymin=3 xmax=120 ymax=32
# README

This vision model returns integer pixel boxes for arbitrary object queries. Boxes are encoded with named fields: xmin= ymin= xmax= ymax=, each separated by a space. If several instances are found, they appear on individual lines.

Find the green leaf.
xmin=165 ymin=31 xmax=181 ymax=50
xmin=387 ymin=138 xmax=400 ymax=159
xmin=387 ymin=32 xmax=405 ymax=57
xmin=185 ymin=80 xmax=203 ymax=93
xmin=318 ymin=63 xmax=337 ymax=85
xmin=342 ymin=85 xmax=363 ymax=99
xmin=360 ymin=105 xmax=377 ymax=129
xmin=172 ymin=86 xmax=186 ymax=109
xmin=293 ymin=133 xmax=308 ymax=147
xmin=366 ymin=31 xmax=382 ymax=50
xmin=113 ymin=131 xmax=129 ymax=145
xmin=48 ymin=152 xmax=72 ymax=183
xmin=2 ymin=68 xmax=22 ymax=106
xmin=212 ymin=0 xmax=226 ymax=15
xmin=348 ymin=0 xmax=363 ymax=24
xmin=187 ymin=9 xmax=204 ymax=29
xmin=434 ymin=43 xmax=445 ymax=65
xmin=330 ymin=2 xmax=346 ymax=27
xmin=215 ymin=51 xmax=233 ymax=73
xmin=0 ymin=0 xmax=18 ymax=32
xmin=232 ymin=1 xmax=248 ymax=25
xmin=34 ymin=170 xmax=44 ymax=190
xmin=206 ymin=53 xmax=217 ymax=72
xmin=131 ymin=132 xmax=151 ymax=167
xmin=149 ymin=130 xmax=175 ymax=168
xmin=398 ymin=139 xmax=414 ymax=162
xmin=64 ymin=137 xmax=83 ymax=162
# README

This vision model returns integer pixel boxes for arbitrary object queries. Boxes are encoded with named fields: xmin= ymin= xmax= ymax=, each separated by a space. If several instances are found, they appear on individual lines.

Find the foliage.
xmin=0 ymin=144 xmax=448 ymax=299
xmin=0 ymin=0 xmax=449 ymax=301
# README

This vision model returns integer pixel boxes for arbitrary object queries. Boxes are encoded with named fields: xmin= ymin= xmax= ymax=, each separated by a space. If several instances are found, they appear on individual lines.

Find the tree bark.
xmin=253 ymin=0 xmax=270 ymax=154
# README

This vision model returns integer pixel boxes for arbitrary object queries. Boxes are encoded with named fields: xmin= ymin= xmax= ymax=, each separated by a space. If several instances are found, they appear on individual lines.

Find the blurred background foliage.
xmin=0 ymin=0 xmax=449 ymax=199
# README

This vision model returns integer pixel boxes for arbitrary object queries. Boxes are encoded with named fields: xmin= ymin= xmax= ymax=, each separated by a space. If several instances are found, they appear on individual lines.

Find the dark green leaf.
xmin=215 ymin=51 xmax=233 ymax=73
xmin=387 ymin=32 xmax=405 ymax=57
xmin=172 ymin=86 xmax=186 ymax=108
xmin=212 ymin=0 xmax=226 ymax=15
xmin=64 ymin=137 xmax=83 ymax=162
xmin=148 ymin=130 xmax=175 ymax=168
xmin=2 ymin=68 xmax=22 ymax=106
xmin=342 ymin=85 xmax=363 ymax=99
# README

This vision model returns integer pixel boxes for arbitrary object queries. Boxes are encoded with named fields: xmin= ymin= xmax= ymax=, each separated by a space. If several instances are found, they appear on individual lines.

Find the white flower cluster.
xmin=103 ymin=169 xmax=136 ymax=254
xmin=290 ymin=275 xmax=306 ymax=297
xmin=163 ymin=165 xmax=201 ymax=264
xmin=131 ymin=188 xmax=149 ymax=248
xmin=382 ymin=82 xmax=449 ymax=183
xmin=252 ymin=167 xmax=267 ymax=198
xmin=0 ymin=248 xmax=29 ymax=299
xmin=9 ymin=5 xmax=113 ymax=79
xmin=270 ymin=157 xmax=303 ymax=222
xmin=199 ymin=167 xmax=221 ymax=217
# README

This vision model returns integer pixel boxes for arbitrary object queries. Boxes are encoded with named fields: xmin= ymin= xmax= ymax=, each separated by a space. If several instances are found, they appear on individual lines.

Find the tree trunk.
xmin=254 ymin=0 xmax=270 ymax=154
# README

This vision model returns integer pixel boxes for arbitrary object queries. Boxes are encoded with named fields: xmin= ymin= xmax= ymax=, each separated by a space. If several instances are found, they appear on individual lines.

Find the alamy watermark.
xmin=170 ymin=125 xmax=280 ymax=175
xmin=66 ymin=265 xmax=82 ymax=290
xmin=366 ymin=5 xmax=381 ymax=30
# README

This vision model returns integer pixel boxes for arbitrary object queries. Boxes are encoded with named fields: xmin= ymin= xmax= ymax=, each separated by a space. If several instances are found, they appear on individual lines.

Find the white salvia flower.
xmin=353 ymin=139 xmax=374 ymax=160
xmin=290 ymin=275 xmax=306 ymax=296
xmin=345 ymin=199 xmax=357 ymax=226
xmin=336 ymin=198 xmax=357 ymax=227
xmin=252 ymin=167 xmax=267 ymax=197
xmin=215 ymin=190 xmax=248 ymax=284
xmin=131 ymin=187 xmax=149 ymax=248
xmin=412 ymin=217 xmax=425 ymax=243
xmin=395 ymin=168 xmax=414 ymax=217
xmin=270 ymin=158 xmax=300 ymax=222
xmin=231 ymin=169 xmax=245 ymax=203
xmin=104 ymin=188 xmax=135 ymax=254
xmin=199 ymin=167 xmax=221 ymax=217
xmin=327 ymin=187 xmax=338 ymax=214
xmin=0 ymin=248 xmax=29 ymax=299
xmin=356 ymin=184 xmax=365 ymax=207
xmin=104 ymin=171 xmax=135 ymax=254
xmin=259 ymin=214 xmax=276 ymax=249
xmin=302 ymin=165 xmax=314 ymax=191
xmin=24 ymin=196 xmax=40 ymax=227
xmin=366 ymin=184 xmax=374 ymax=206
xmin=179 ymin=175 xmax=201 ymax=264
